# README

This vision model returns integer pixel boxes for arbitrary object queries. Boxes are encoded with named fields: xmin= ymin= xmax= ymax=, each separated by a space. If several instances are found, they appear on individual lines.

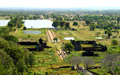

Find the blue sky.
xmin=0 ymin=0 xmax=120 ymax=8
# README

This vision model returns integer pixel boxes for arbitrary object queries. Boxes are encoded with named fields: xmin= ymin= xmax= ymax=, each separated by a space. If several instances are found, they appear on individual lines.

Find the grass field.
xmin=15 ymin=28 xmax=47 ymax=42
xmin=11 ymin=20 xmax=117 ymax=75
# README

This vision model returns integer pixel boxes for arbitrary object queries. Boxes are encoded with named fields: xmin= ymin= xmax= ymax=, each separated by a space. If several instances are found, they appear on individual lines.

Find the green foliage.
xmin=3 ymin=34 xmax=18 ymax=42
xmin=8 ymin=22 xmax=14 ymax=27
xmin=89 ymin=23 xmax=96 ymax=31
xmin=0 ymin=50 xmax=15 ymax=75
xmin=52 ymin=20 xmax=60 ymax=28
xmin=8 ymin=16 xmax=24 ymax=28
xmin=16 ymin=59 xmax=27 ymax=73
xmin=53 ymin=37 xmax=58 ymax=42
xmin=95 ymin=32 xmax=100 ymax=37
xmin=0 ymin=59 xmax=5 ymax=75
xmin=29 ymin=53 xmax=35 ymax=67
xmin=5 ymin=47 xmax=24 ymax=64
xmin=108 ymin=30 xmax=112 ymax=38
xmin=111 ymin=39 xmax=118 ymax=47
xmin=0 ymin=38 xmax=10 ymax=49
xmin=60 ymin=20 xmax=66 ymax=27
xmin=64 ymin=43 xmax=74 ymax=53
xmin=85 ymin=19 xmax=91 ymax=25
xmin=73 ymin=22 xmax=78 ymax=26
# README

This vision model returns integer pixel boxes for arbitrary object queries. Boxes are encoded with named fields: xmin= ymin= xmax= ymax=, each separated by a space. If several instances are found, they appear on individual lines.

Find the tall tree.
xmin=65 ymin=22 xmax=70 ymax=29
xmin=60 ymin=20 xmax=66 ymax=27
xmin=89 ymin=23 xmax=96 ymax=31
xmin=73 ymin=22 xmax=78 ymax=26
xmin=64 ymin=43 xmax=74 ymax=53
xmin=85 ymin=20 xmax=91 ymax=26
xmin=117 ymin=17 xmax=120 ymax=25
xmin=111 ymin=39 xmax=118 ymax=47
xmin=52 ymin=20 xmax=60 ymax=28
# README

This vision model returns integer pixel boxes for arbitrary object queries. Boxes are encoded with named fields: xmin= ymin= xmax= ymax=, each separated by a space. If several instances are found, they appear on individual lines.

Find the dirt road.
xmin=46 ymin=30 xmax=61 ymax=42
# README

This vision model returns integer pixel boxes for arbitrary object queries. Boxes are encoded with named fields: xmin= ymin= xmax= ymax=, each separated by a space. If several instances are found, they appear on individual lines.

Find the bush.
xmin=23 ymin=27 xmax=26 ymax=30
xmin=2 ymin=34 xmax=18 ymax=42
xmin=28 ymin=35 xmax=31 ymax=38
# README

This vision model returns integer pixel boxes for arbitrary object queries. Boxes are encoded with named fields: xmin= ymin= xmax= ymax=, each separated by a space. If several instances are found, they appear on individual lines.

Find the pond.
xmin=64 ymin=37 xmax=74 ymax=40
xmin=95 ymin=37 xmax=105 ymax=39
xmin=0 ymin=20 xmax=53 ymax=28
xmin=23 ymin=31 xmax=41 ymax=34
xmin=0 ymin=20 xmax=10 ymax=26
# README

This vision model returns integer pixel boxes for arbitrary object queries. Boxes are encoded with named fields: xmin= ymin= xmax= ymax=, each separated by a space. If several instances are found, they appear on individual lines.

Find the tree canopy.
xmin=73 ymin=22 xmax=78 ymax=26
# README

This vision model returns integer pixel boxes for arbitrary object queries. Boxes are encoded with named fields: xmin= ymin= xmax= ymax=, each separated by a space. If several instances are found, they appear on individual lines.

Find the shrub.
xmin=23 ymin=27 xmax=26 ymax=30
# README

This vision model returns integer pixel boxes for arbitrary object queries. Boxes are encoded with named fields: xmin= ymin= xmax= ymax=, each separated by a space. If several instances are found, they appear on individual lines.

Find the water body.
xmin=0 ymin=20 xmax=10 ymax=26
xmin=64 ymin=37 xmax=74 ymax=40
xmin=0 ymin=20 xmax=53 ymax=28
xmin=23 ymin=30 xmax=41 ymax=34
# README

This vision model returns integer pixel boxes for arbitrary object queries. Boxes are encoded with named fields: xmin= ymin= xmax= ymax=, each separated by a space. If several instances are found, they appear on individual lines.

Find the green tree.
xmin=95 ymin=32 xmax=101 ymax=37
xmin=89 ymin=23 xmax=96 ymax=31
xmin=29 ymin=53 xmax=35 ymax=67
xmin=117 ymin=17 xmax=120 ymax=25
xmin=5 ymin=47 xmax=24 ymax=64
xmin=64 ymin=43 xmax=74 ymax=53
xmin=52 ymin=20 xmax=60 ymax=28
xmin=0 ymin=50 xmax=15 ymax=75
xmin=73 ymin=22 xmax=78 ymax=26
xmin=60 ymin=20 xmax=66 ymax=27
xmin=0 ymin=39 xmax=10 ymax=49
xmin=16 ymin=59 xmax=27 ymax=74
xmin=3 ymin=34 xmax=18 ymax=42
xmin=85 ymin=20 xmax=91 ymax=26
xmin=8 ymin=22 xmax=14 ymax=27
xmin=111 ymin=39 xmax=118 ymax=47
xmin=108 ymin=30 xmax=112 ymax=38
xmin=0 ymin=59 xmax=5 ymax=75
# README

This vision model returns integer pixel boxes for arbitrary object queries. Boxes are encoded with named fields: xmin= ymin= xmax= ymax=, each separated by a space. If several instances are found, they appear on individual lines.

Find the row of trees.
xmin=8 ymin=16 xmax=24 ymax=28
xmin=52 ymin=20 xmax=71 ymax=29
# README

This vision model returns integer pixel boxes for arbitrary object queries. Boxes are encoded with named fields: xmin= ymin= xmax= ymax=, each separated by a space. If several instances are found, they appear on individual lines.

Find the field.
xmin=11 ymin=20 xmax=120 ymax=75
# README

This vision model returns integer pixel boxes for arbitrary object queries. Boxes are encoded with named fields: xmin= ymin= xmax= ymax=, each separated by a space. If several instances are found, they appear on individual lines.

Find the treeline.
xmin=52 ymin=17 xmax=71 ymax=29
xmin=1 ymin=9 xmax=120 ymax=20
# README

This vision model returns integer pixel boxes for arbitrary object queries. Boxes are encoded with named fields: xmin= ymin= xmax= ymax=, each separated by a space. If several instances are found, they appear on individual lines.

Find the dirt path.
xmin=69 ymin=30 xmax=85 ymax=41
xmin=47 ymin=30 xmax=61 ymax=42
xmin=13 ymin=29 xmax=18 ymax=36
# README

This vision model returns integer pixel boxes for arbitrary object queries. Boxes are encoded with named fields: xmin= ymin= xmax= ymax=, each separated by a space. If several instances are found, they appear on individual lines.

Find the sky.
xmin=0 ymin=0 xmax=120 ymax=8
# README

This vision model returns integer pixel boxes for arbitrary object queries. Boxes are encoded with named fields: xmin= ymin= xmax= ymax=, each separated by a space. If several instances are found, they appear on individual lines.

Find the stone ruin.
xmin=18 ymin=38 xmax=49 ymax=51
xmin=70 ymin=40 xmax=107 ymax=56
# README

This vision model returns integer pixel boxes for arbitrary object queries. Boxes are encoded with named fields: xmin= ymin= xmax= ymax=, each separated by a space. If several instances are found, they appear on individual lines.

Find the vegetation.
xmin=1 ymin=9 xmax=120 ymax=75
xmin=64 ymin=43 xmax=74 ymax=53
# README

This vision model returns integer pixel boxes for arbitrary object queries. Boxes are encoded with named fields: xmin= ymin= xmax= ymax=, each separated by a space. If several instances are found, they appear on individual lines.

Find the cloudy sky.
xmin=0 ymin=0 xmax=120 ymax=8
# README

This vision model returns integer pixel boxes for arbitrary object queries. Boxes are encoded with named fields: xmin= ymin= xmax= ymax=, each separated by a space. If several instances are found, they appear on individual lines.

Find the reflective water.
xmin=0 ymin=20 xmax=53 ymax=28
xmin=64 ymin=37 xmax=74 ymax=40
xmin=23 ymin=30 xmax=41 ymax=34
